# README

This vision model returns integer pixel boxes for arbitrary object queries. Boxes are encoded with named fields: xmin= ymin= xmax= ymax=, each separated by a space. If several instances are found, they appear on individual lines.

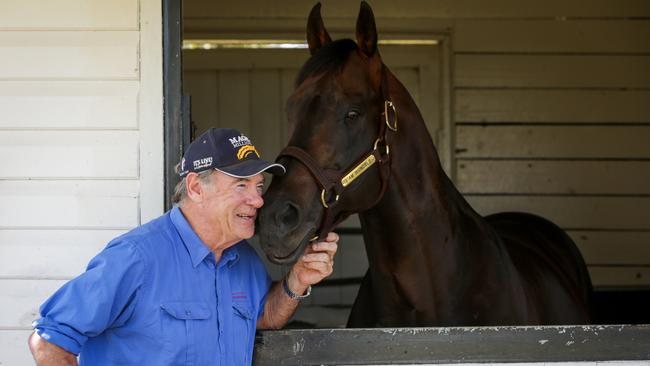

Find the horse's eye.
xmin=345 ymin=110 xmax=359 ymax=122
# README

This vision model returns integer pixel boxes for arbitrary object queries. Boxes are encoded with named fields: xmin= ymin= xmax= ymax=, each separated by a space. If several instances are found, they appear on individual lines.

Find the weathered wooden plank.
xmin=218 ymin=70 xmax=251 ymax=132
xmin=455 ymin=20 xmax=650 ymax=53
xmin=0 ymin=131 xmax=139 ymax=179
xmin=184 ymin=49 xmax=314 ymax=71
xmin=0 ymin=81 xmax=138 ymax=129
xmin=455 ymin=90 xmax=650 ymax=123
xmin=456 ymin=160 xmax=650 ymax=194
xmin=0 ymin=181 xmax=138 ymax=229
xmin=0 ymin=229 xmax=124 ymax=278
xmin=467 ymin=196 xmax=650 ymax=230
xmin=569 ymin=231 xmax=650 ymax=266
xmin=183 ymin=45 xmax=436 ymax=71
xmin=280 ymin=69 xmax=297 ymax=143
xmin=0 ymin=31 xmax=139 ymax=79
xmin=456 ymin=55 xmax=650 ymax=88
xmin=0 ymin=330 xmax=35 ymax=366
xmin=253 ymin=325 xmax=650 ymax=365
xmin=589 ymin=266 xmax=650 ymax=288
xmin=0 ymin=0 xmax=137 ymax=29
xmin=183 ymin=70 xmax=219 ymax=135
xmin=136 ymin=0 xmax=165 ymax=224
xmin=0 ymin=279 xmax=67 ymax=328
xmin=250 ymin=70 xmax=284 ymax=160
xmin=184 ymin=0 xmax=650 ymax=19
xmin=456 ymin=126 xmax=650 ymax=159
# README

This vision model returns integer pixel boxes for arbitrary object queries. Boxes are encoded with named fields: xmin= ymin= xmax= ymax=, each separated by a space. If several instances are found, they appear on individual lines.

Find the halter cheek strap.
xmin=277 ymin=65 xmax=397 ymax=241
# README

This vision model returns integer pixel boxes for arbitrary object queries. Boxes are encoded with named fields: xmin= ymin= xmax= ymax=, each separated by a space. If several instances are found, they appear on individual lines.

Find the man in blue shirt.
xmin=28 ymin=128 xmax=339 ymax=365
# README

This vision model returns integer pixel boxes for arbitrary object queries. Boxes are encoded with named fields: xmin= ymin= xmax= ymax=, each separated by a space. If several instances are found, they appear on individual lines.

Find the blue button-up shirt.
xmin=33 ymin=207 xmax=272 ymax=365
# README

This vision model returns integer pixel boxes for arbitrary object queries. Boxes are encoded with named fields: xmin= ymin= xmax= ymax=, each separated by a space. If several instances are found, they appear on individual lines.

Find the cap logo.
xmin=237 ymin=145 xmax=260 ymax=160
xmin=193 ymin=157 xmax=213 ymax=169
xmin=229 ymin=135 xmax=251 ymax=148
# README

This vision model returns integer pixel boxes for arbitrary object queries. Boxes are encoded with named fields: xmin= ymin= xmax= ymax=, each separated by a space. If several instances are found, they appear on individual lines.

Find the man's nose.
xmin=248 ymin=191 xmax=264 ymax=208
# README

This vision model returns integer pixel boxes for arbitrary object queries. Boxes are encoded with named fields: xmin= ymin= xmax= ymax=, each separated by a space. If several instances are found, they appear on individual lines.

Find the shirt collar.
xmin=170 ymin=206 xmax=241 ymax=268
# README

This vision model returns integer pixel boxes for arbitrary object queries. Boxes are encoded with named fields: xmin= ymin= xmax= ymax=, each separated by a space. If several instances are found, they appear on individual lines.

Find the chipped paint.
xmin=292 ymin=338 xmax=305 ymax=355
xmin=257 ymin=325 xmax=650 ymax=364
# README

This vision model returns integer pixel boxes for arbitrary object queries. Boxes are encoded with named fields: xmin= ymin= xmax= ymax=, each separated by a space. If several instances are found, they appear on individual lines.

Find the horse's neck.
xmin=358 ymin=82 xmax=513 ymax=321
xmin=360 ymin=120 xmax=486 ymax=272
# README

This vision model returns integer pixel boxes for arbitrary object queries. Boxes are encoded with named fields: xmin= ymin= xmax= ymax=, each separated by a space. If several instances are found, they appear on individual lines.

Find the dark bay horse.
xmin=258 ymin=1 xmax=592 ymax=327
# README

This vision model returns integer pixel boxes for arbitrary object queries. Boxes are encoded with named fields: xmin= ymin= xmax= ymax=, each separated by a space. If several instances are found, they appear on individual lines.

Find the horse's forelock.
xmin=295 ymin=39 xmax=358 ymax=87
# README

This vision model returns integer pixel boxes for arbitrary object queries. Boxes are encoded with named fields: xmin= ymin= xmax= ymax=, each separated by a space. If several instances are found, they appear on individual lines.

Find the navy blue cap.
xmin=178 ymin=128 xmax=285 ymax=178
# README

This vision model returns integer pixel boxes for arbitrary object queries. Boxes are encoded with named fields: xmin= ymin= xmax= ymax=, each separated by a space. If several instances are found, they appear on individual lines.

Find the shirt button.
xmin=186 ymin=310 xmax=191 ymax=315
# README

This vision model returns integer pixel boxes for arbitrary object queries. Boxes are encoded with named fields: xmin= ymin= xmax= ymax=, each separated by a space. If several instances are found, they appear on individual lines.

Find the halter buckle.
xmin=320 ymin=188 xmax=339 ymax=209
xmin=384 ymin=100 xmax=398 ymax=131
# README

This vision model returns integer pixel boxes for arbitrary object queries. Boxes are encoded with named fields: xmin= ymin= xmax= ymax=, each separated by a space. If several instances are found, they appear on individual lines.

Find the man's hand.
xmin=257 ymin=232 xmax=339 ymax=330
xmin=285 ymin=232 xmax=339 ymax=296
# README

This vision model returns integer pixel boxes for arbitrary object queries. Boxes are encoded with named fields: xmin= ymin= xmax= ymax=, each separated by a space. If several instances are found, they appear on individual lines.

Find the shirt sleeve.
xmin=32 ymin=240 xmax=145 ymax=355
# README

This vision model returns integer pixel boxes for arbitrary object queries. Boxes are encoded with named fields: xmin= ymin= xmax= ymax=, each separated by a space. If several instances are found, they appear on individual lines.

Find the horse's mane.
xmin=295 ymin=39 xmax=358 ymax=87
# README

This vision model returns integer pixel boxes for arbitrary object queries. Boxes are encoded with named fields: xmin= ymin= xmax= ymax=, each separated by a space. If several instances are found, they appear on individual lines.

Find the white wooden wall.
xmin=0 ymin=0 xmax=164 ymax=364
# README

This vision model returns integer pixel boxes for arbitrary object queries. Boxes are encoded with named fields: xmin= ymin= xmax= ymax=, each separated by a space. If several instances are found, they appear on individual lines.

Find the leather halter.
xmin=276 ymin=64 xmax=397 ymax=241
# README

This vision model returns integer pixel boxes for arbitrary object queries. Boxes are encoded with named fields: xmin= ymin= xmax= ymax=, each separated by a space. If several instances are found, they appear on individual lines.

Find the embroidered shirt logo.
xmin=236 ymin=145 xmax=259 ymax=160
xmin=232 ymin=291 xmax=248 ymax=301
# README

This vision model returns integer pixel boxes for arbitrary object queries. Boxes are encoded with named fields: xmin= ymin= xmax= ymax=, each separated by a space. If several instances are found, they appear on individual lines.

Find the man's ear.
xmin=185 ymin=173 xmax=204 ymax=203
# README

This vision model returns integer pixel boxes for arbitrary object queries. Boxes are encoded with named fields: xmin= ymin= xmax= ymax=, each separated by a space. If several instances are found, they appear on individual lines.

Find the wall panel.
xmin=0 ymin=31 xmax=139 ymax=79
xmin=456 ymin=126 xmax=650 ymax=159
xmin=455 ymin=90 xmax=650 ymax=123
xmin=0 ymin=330 xmax=34 ymax=366
xmin=456 ymin=55 xmax=650 ymax=89
xmin=0 ymin=279 xmax=67 ymax=328
xmin=0 ymin=81 xmax=139 ymax=129
xmin=0 ymin=181 xmax=139 ymax=229
xmin=589 ymin=267 xmax=650 ymax=288
xmin=0 ymin=131 xmax=139 ymax=179
xmin=467 ymin=196 xmax=650 ymax=230
xmin=455 ymin=20 xmax=650 ymax=53
xmin=184 ymin=0 xmax=650 ymax=19
xmin=0 ymin=230 xmax=124 ymax=278
xmin=457 ymin=160 xmax=650 ymax=194
xmin=569 ymin=231 xmax=650 ymax=266
xmin=0 ymin=0 xmax=138 ymax=29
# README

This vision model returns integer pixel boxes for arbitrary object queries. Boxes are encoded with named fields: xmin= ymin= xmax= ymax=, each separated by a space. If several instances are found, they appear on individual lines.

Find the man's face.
xmin=202 ymin=171 xmax=265 ymax=245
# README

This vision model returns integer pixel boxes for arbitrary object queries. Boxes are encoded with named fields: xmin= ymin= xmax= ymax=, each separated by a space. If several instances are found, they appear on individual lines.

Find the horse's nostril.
xmin=276 ymin=202 xmax=300 ymax=233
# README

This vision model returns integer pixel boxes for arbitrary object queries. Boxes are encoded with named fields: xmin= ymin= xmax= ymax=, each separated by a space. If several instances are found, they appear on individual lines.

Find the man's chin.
xmin=237 ymin=227 xmax=255 ymax=241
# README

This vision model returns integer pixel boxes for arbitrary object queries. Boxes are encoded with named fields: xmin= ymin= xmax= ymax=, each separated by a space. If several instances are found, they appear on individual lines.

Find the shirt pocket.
xmin=160 ymin=301 xmax=212 ymax=366
xmin=231 ymin=303 xmax=254 ymax=366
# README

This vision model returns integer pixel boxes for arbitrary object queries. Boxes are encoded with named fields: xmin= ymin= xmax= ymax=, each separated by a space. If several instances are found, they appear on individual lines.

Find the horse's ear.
xmin=307 ymin=2 xmax=332 ymax=55
xmin=355 ymin=1 xmax=378 ymax=57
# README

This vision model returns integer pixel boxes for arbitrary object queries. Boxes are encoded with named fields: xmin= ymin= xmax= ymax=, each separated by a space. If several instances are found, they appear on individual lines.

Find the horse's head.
xmin=258 ymin=1 xmax=394 ymax=263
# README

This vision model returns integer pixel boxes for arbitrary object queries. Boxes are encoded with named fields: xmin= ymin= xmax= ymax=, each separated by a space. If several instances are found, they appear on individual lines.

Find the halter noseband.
xmin=276 ymin=65 xmax=397 ymax=241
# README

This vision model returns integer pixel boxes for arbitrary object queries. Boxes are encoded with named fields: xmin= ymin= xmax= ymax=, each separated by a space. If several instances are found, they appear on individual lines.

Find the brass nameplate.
xmin=341 ymin=154 xmax=376 ymax=187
